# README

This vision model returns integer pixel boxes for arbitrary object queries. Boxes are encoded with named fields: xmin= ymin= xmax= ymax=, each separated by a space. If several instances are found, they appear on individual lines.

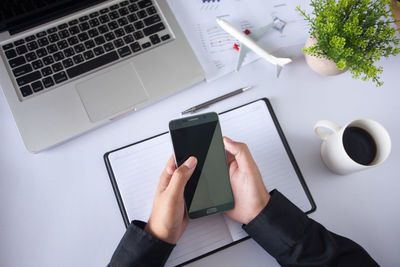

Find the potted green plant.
xmin=296 ymin=0 xmax=400 ymax=86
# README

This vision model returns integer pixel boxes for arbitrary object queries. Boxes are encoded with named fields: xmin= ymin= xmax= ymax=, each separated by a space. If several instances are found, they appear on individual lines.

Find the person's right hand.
xmin=145 ymin=155 xmax=197 ymax=244
xmin=223 ymin=137 xmax=271 ymax=224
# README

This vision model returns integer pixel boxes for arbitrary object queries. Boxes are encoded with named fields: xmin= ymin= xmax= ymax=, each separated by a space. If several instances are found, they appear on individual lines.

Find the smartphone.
xmin=169 ymin=112 xmax=234 ymax=219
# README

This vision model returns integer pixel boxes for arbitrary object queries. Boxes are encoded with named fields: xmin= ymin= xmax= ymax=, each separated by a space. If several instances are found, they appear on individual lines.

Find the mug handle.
xmin=314 ymin=120 xmax=341 ymax=140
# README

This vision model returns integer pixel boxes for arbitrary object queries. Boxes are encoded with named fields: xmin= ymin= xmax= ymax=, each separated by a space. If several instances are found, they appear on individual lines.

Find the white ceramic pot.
xmin=304 ymin=36 xmax=347 ymax=76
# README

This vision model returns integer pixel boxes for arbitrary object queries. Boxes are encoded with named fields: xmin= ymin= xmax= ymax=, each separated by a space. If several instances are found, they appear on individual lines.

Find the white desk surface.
xmin=1 ymin=55 xmax=400 ymax=267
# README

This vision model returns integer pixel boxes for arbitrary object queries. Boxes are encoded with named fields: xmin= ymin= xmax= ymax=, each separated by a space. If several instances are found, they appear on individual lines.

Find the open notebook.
xmin=104 ymin=99 xmax=315 ymax=266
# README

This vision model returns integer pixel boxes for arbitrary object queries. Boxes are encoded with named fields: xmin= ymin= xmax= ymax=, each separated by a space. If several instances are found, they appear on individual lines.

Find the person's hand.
xmin=223 ymin=137 xmax=270 ymax=224
xmin=145 ymin=155 xmax=197 ymax=244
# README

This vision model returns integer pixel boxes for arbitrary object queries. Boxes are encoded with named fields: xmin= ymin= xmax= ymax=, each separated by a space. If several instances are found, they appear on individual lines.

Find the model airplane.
xmin=216 ymin=18 xmax=292 ymax=77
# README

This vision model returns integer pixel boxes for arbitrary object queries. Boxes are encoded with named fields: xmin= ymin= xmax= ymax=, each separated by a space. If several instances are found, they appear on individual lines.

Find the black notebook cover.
xmin=104 ymin=98 xmax=316 ymax=266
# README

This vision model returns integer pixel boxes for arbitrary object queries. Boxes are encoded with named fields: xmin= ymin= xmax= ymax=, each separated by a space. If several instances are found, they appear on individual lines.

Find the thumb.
xmin=223 ymin=137 xmax=254 ymax=171
xmin=167 ymin=156 xmax=197 ymax=196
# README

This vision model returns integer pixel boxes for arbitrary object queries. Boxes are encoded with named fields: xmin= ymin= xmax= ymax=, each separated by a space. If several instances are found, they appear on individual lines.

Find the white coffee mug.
xmin=314 ymin=118 xmax=391 ymax=175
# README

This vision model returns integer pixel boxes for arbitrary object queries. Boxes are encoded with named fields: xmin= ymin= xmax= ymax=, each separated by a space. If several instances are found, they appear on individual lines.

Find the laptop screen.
xmin=0 ymin=0 xmax=106 ymax=35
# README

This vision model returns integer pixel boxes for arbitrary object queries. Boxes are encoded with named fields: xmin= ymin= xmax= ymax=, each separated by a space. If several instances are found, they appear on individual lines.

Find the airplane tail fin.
xmin=275 ymin=57 xmax=292 ymax=78
xmin=276 ymin=57 xmax=292 ymax=66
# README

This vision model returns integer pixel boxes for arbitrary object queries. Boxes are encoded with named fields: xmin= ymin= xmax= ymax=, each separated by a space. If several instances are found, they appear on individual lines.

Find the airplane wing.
xmin=235 ymin=23 xmax=273 ymax=71
xmin=236 ymin=44 xmax=250 ymax=71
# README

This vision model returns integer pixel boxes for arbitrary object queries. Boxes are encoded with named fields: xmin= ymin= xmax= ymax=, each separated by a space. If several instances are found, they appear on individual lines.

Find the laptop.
xmin=0 ymin=0 xmax=205 ymax=153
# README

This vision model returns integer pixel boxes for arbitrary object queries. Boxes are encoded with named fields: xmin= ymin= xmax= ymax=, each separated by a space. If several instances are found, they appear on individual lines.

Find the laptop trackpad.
xmin=76 ymin=63 xmax=149 ymax=122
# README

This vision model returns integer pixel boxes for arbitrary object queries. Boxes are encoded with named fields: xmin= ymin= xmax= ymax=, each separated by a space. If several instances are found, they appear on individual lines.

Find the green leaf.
xmin=297 ymin=0 xmax=400 ymax=86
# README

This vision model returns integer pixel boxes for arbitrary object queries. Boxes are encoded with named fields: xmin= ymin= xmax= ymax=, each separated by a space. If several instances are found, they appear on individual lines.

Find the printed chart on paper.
xmin=167 ymin=0 xmax=311 ymax=81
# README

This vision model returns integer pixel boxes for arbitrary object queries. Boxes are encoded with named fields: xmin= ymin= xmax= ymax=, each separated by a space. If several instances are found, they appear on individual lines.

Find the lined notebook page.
xmin=219 ymin=100 xmax=312 ymax=240
xmin=107 ymin=99 xmax=312 ymax=266
xmin=166 ymin=214 xmax=233 ymax=266
xmin=108 ymin=134 xmax=172 ymax=222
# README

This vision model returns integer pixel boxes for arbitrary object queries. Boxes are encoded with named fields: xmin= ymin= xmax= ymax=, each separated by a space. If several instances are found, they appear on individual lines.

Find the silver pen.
xmin=181 ymin=86 xmax=252 ymax=115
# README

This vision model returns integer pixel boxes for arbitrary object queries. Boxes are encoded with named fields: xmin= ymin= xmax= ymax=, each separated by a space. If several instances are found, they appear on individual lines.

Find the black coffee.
xmin=343 ymin=127 xmax=377 ymax=165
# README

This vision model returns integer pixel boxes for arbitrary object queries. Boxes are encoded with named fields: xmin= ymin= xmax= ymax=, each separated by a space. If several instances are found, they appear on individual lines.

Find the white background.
xmin=1 ymin=53 xmax=400 ymax=266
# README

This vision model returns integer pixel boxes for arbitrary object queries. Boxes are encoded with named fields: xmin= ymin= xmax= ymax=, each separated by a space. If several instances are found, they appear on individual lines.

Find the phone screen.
xmin=169 ymin=113 xmax=233 ymax=218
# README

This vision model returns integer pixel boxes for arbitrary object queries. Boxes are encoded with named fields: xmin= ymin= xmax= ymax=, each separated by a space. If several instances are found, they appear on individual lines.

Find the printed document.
xmin=167 ymin=0 xmax=311 ymax=81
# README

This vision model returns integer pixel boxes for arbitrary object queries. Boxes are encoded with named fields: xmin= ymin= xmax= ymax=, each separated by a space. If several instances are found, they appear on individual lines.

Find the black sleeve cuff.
xmin=109 ymin=220 xmax=175 ymax=267
xmin=243 ymin=189 xmax=308 ymax=258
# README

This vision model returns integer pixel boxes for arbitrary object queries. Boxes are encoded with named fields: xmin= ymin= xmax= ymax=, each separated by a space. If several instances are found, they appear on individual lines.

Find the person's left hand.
xmin=145 ymin=155 xmax=197 ymax=244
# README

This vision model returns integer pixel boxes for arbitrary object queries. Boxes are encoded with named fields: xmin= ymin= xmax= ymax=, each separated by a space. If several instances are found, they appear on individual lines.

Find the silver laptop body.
xmin=0 ymin=0 xmax=204 ymax=152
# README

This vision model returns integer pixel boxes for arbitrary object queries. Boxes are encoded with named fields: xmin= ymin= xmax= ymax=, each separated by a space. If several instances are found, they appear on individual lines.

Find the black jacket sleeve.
xmin=108 ymin=220 xmax=174 ymax=267
xmin=243 ymin=189 xmax=379 ymax=267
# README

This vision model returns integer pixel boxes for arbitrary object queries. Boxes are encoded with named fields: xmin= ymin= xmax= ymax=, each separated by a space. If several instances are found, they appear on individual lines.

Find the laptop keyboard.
xmin=1 ymin=0 xmax=173 ymax=99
